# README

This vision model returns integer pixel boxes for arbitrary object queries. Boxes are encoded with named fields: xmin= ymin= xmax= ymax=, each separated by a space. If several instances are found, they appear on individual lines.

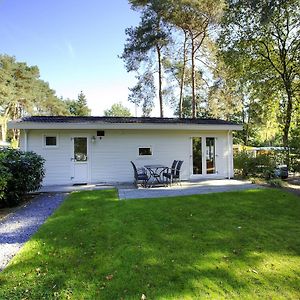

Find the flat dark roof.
xmin=19 ymin=116 xmax=240 ymax=126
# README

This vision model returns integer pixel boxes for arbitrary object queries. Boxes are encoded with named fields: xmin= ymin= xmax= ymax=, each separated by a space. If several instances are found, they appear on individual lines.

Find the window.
xmin=138 ymin=147 xmax=152 ymax=156
xmin=192 ymin=137 xmax=202 ymax=175
xmin=74 ymin=137 xmax=87 ymax=161
xmin=44 ymin=135 xmax=58 ymax=147
xmin=206 ymin=137 xmax=216 ymax=174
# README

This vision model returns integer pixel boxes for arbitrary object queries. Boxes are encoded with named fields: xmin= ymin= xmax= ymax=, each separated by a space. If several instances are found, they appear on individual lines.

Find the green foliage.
xmin=268 ymin=178 xmax=287 ymax=188
xmin=219 ymin=0 xmax=300 ymax=148
xmin=289 ymin=126 xmax=300 ymax=173
xmin=0 ymin=148 xmax=45 ymax=207
xmin=0 ymin=55 xmax=69 ymax=142
xmin=0 ymin=152 xmax=11 ymax=202
xmin=104 ymin=102 xmax=132 ymax=117
xmin=234 ymin=151 xmax=277 ymax=178
xmin=65 ymin=91 xmax=91 ymax=116
xmin=1 ymin=189 xmax=300 ymax=298
xmin=128 ymin=71 xmax=156 ymax=117
xmin=122 ymin=2 xmax=172 ymax=117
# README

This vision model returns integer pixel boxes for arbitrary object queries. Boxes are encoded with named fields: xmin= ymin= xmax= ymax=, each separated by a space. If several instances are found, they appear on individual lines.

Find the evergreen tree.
xmin=66 ymin=91 xmax=91 ymax=116
xmin=0 ymin=55 xmax=69 ymax=142
xmin=104 ymin=102 xmax=132 ymax=117
xmin=121 ymin=1 xmax=171 ymax=117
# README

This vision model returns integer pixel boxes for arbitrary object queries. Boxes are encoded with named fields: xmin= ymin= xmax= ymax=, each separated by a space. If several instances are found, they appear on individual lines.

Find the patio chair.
xmin=173 ymin=160 xmax=184 ymax=185
xmin=130 ymin=161 xmax=149 ymax=188
xmin=162 ymin=160 xmax=178 ymax=186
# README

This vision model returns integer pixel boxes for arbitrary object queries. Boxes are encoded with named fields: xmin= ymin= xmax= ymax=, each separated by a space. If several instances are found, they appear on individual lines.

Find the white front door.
xmin=72 ymin=137 xmax=89 ymax=184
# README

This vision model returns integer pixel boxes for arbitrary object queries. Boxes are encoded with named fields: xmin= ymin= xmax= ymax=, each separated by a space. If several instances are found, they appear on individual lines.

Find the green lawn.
xmin=0 ymin=189 xmax=299 ymax=299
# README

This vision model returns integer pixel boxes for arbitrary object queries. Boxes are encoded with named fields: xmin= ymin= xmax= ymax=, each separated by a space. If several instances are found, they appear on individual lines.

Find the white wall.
xmin=20 ymin=129 xmax=233 ymax=186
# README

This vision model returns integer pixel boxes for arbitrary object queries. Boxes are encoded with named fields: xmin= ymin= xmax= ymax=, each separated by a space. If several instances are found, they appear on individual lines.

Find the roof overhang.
xmin=8 ymin=121 xmax=243 ymax=131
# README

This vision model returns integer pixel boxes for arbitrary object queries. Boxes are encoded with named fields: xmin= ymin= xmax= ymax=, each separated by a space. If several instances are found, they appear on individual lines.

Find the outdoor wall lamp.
xmin=91 ymin=136 xmax=96 ymax=143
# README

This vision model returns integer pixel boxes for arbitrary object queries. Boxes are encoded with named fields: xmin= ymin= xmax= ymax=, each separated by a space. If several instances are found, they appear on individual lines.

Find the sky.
xmin=0 ymin=0 xmax=172 ymax=116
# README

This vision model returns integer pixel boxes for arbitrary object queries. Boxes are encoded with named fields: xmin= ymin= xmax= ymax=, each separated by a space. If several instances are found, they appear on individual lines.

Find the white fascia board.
xmin=8 ymin=121 xmax=243 ymax=131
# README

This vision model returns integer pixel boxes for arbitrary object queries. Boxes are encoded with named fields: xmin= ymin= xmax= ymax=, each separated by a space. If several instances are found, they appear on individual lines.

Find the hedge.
xmin=0 ymin=148 xmax=45 ymax=207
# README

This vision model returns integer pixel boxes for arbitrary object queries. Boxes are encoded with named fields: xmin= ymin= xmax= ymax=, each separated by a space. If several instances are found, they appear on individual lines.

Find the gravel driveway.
xmin=0 ymin=193 xmax=67 ymax=271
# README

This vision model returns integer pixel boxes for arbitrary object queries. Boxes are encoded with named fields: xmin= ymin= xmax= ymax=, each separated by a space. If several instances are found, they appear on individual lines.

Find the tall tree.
xmin=0 ymin=55 xmax=68 ymax=142
xmin=128 ymin=70 xmax=156 ymax=117
xmin=121 ymin=1 xmax=171 ymax=117
xmin=66 ymin=91 xmax=91 ymax=116
xmin=104 ymin=102 xmax=132 ymax=117
xmin=163 ymin=0 xmax=225 ymax=118
xmin=219 ymin=0 xmax=300 ymax=158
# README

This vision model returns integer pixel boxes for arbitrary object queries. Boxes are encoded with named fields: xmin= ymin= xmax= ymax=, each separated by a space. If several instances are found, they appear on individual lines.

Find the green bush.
xmin=0 ymin=148 xmax=45 ymax=207
xmin=234 ymin=151 xmax=276 ymax=178
xmin=268 ymin=178 xmax=287 ymax=188
xmin=290 ymin=154 xmax=300 ymax=174
xmin=0 ymin=153 xmax=11 ymax=203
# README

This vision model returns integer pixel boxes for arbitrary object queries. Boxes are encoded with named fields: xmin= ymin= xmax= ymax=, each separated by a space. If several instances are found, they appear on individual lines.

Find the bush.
xmin=0 ymin=148 xmax=45 ymax=207
xmin=234 ymin=151 xmax=276 ymax=178
xmin=0 ymin=153 xmax=11 ymax=203
xmin=290 ymin=154 xmax=300 ymax=174
xmin=268 ymin=178 xmax=287 ymax=188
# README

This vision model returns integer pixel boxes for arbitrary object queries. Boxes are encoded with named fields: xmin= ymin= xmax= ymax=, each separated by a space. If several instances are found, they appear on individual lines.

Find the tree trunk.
xmin=1 ymin=106 xmax=11 ymax=142
xmin=0 ymin=117 xmax=8 ymax=142
xmin=156 ymin=45 xmax=164 ymax=118
xmin=282 ymin=79 xmax=293 ymax=165
xmin=179 ymin=31 xmax=188 ymax=118
xmin=191 ymin=36 xmax=196 ymax=118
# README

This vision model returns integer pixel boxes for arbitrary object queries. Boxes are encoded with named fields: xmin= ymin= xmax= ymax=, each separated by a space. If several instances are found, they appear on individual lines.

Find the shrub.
xmin=290 ymin=154 xmax=300 ymax=174
xmin=234 ymin=151 xmax=276 ymax=178
xmin=0 ymin=148 xmax=45 ymax=207
xmin=268 ymin=178 xmax=287 ymax=188
xmin=0 ymin=153 xmax=11 ymax=203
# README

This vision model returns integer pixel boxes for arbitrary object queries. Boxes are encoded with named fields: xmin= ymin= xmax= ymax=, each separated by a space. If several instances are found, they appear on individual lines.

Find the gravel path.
xmin=0 ymin=193 xmax=67 ymax=271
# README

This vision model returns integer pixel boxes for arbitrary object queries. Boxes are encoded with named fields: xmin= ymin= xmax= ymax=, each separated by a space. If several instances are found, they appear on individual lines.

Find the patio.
xmin=118 ymin=179 xmax=260 ymax=199
xmin=37 ymin=179 xmax=261 ymax=199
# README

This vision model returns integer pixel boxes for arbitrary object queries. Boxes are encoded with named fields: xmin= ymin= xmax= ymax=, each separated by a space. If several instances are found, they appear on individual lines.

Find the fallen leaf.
xmin=106 ymin=274 xmax=114 ymax=280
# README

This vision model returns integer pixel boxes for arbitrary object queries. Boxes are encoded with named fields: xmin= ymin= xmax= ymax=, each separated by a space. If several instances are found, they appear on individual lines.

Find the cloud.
xmin=66 ymin=41 xmax=75 ymax=59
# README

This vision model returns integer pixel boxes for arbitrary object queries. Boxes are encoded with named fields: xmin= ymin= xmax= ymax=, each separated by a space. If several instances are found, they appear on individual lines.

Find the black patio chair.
xmin=162 ymin=160 xmax=178 ymax=186
xmin=173 ymin=160 xmax=183 ymax=185
xmin=130 ymin=161 xmax=149 ymax=188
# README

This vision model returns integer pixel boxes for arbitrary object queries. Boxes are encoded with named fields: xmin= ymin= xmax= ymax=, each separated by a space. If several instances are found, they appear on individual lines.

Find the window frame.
xmin=43 ymin=134 xmax=59 ymax=149
xmin=138 ymin=146 xmax=153 ymax=157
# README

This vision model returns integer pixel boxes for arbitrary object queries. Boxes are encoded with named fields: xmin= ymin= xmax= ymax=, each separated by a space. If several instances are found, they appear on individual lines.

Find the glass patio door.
xmin=192 ymin=137 xmax=216 ymax=175
xmin=192 ymin=137 xmax=202 ymax=174
xmin=206 ymin=137 xmax=216 ymax=174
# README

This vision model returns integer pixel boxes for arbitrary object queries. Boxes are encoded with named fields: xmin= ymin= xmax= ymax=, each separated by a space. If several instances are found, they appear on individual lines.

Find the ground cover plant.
xmin=0 ymin=189 xmax=299 ymax=299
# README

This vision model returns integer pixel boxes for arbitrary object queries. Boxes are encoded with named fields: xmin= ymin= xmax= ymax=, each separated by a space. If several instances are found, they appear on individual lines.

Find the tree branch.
xmin=258 ymin=40 xmax=283 ymax=76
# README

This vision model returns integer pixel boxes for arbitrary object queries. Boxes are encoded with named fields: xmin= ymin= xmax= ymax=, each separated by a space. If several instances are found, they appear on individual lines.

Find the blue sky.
xmin=0 ymin=0 xmax=168 ymax=116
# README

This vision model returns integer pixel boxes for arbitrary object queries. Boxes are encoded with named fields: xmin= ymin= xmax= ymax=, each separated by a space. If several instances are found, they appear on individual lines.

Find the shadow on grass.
xmin=0 ymin=189 xmax=300 ymax=299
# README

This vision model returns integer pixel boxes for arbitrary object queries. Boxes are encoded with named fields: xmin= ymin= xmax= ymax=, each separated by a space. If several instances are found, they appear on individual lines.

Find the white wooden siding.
xmin=20 ymin=129 xmax=233 ymax=186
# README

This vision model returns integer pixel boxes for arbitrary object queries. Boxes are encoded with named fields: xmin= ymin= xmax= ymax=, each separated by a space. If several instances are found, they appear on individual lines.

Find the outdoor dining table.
xmin=144 ymin=164 xmax=168 ymax=186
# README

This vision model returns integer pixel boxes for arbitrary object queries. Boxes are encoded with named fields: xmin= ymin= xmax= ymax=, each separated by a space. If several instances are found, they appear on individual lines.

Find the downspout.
xmin=24 ymin=129 xmax=28 ymax=152
xmin=227 ymin=130 xmax=231 ymax=179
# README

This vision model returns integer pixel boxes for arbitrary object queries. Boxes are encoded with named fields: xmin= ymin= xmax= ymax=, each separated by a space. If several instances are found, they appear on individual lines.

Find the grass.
xmin=0 ymin=189 xmax=299 ymax=299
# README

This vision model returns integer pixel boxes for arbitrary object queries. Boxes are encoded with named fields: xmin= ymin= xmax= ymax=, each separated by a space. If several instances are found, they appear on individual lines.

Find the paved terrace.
xmin=38 ymin=179 xmax=260 ymax=199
